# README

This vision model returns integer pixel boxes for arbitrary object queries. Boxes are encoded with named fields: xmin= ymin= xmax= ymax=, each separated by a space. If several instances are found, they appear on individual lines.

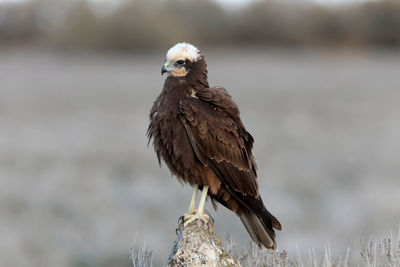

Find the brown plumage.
xmin=147 ymin=43 xmax=281 ymax=249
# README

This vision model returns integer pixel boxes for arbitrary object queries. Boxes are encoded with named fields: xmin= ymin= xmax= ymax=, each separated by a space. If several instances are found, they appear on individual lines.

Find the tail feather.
xmin=238 ymin=207 xmax=281 ymax=250
xmin=211 ymin=182 xmax=282 ymax=249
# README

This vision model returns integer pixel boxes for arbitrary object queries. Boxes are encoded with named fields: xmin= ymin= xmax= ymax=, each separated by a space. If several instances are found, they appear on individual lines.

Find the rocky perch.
xmin=166 ymin=216 xmax=241 ymax=267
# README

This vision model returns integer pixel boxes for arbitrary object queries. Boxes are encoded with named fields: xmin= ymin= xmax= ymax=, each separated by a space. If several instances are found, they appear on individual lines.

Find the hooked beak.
xmin=161 ymin=65 xmax=167 ymax=75
xmin=161 ymin=62 xmax=174 ymax=75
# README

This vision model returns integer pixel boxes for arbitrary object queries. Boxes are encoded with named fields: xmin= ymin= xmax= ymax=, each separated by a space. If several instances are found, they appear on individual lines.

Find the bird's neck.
xmin=162 ymin=57 xmax=209 ymax=102
xmin=186 ymin=57 xmax=209 ymax=91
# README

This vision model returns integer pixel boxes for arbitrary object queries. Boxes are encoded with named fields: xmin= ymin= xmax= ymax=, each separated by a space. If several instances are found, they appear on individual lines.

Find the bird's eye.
xmin=176 ymin=60 xmax=185 ymax=65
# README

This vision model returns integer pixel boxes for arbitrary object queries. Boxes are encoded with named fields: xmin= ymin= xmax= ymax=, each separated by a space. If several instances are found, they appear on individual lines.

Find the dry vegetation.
xmin=1 ymin=0 xmax=400 ymax=50
xmin=131 ymin=232 xmax=400 ymax=267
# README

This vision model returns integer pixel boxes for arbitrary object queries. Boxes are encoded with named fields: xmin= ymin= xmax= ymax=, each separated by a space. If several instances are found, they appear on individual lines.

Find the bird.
xmin=147 ymin=42 xmax=282 ymax=249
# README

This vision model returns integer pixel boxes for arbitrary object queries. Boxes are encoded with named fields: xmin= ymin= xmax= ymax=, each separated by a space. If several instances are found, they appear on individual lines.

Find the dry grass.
xmin=130 ymin=236 xmax=154 ymax=267
xmin=131 ymin=231 xmax=400 ymax=267
xmin=360 ymin=231 xmax=400 ymax=267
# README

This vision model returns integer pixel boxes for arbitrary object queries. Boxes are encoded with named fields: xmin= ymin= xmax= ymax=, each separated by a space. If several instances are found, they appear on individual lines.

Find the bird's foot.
xmin=176 ymin=210 xmax=214 ymax=234
xmin=176 ymin=209 xmax=197 ymax=233
xmin=183 ymin=209 xmax=214 ymax=228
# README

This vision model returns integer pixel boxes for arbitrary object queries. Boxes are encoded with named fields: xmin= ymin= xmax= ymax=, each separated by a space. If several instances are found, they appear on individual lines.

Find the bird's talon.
xmin=182 ymin=210 xmax=213 ymax=228
xmin=176 ymin=215 xmax=185 ymax=234
xmin=178 ymin=215 xmax=185 ymax=224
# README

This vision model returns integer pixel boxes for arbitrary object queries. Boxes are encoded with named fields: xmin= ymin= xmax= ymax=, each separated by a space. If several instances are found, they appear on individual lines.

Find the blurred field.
xmin=1 ymin=48 xmax=400 ymax=266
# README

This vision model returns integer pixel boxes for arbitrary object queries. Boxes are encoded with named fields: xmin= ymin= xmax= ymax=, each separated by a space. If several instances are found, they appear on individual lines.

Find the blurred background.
xmin=1 ymin=0 xmax=400 ymax=266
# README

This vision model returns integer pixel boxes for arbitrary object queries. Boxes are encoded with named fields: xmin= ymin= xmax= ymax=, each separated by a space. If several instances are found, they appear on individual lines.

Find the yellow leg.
xmin=188 ymin=185 xmax=198 ymax=212
xmin=177 ymin=185 xmax=199 ymax=230
xmin=183 ymin=186 xmax=211 ymax=227
xmin=197 ymin=185 xmax=208 ymax=213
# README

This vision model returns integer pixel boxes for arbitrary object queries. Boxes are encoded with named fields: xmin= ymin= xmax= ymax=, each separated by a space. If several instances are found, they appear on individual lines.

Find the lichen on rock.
xmin=166 ymin=216 xmax=241 ymax=267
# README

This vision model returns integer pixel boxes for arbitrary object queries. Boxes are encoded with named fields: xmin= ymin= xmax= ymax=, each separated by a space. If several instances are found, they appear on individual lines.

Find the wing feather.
xmin=179 ymin=87 xmax=259 ymax=198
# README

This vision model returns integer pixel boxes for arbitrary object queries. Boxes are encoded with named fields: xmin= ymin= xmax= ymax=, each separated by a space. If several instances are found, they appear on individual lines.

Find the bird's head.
xmin=161 ymin=42 xmax=201 ymax=77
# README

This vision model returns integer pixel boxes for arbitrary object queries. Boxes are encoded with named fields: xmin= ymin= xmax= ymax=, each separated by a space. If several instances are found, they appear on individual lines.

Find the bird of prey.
xmin=147 ymin=42 xmax=282 ymax=249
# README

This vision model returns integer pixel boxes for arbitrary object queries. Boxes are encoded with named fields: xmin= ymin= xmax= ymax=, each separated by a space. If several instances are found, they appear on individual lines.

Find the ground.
xmin=0 ymin=48 xmax=400 ymax=266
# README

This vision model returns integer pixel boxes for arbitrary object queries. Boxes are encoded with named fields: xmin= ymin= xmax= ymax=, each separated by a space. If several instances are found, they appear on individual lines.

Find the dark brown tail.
xmin=238 ymin=205 xmax=282 ymax=249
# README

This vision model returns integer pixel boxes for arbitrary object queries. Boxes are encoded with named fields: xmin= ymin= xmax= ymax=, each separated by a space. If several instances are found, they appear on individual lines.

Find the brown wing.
xmin=179 ymin=87 xmax=259 ymax=198
xmin=147 ymin=93 xmax=163 ymax=166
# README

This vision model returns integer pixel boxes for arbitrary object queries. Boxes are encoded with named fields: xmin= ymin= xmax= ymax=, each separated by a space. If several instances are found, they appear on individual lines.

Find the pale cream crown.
xmin=166 ymin=42 xmax=201 ymax=63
